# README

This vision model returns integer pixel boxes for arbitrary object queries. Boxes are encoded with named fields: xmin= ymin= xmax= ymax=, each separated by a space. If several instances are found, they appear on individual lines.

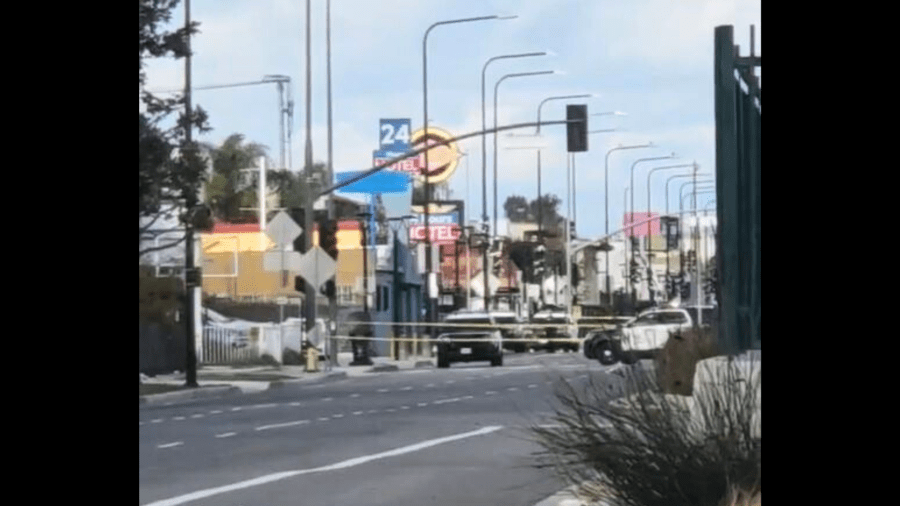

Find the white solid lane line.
xmin=142 ymin=426 xmax=503 ymax=506
xmin=255 ymin=420 xmax=310 ymax=431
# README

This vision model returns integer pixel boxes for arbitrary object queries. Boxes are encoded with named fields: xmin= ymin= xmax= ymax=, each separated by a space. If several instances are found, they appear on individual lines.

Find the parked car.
xmin=583 ymin=317 xmax=634 ymax=365
xmin=532 ymin=307 xmax=579 ymax=352
xmin=617 ymin=305 xmax=717 ymax=364
xmin=434 ymin=311 xmax=503 ymax=368
xmin=491 ymin=311 xmax=533 ymax=353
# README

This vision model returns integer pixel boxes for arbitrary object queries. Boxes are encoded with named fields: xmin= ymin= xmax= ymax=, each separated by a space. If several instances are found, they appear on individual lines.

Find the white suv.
xmin=618 ymin=306 xmax=716 ymax=363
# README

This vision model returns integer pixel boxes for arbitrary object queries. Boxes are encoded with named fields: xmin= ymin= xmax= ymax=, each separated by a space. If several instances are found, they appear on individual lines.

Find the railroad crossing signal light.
xmin=533 ymin=244 xmax=546 ymax=278
xmin=566 ymin=104 xmax=588 ymax=152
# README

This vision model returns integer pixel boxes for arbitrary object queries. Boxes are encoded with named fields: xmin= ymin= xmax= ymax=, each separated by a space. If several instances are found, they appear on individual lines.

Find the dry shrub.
xmin=656 ymin=324 xmax=722 ymax=396
xmin=531 ymin=352 xmax=760 ymax=506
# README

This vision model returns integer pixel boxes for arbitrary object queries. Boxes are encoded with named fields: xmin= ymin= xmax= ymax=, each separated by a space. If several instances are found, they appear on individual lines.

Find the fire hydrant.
xmin=305 ymin=346 xmax=320 ymax=372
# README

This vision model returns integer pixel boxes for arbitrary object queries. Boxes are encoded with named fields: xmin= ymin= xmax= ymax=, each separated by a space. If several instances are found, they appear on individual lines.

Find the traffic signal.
xmin=289 ymin=207 xmax=307 ymax=253
xmin=680 ymin=279 xmax=691 ymax=299
xmin=662 ymin=217 xmax=680 ymax=250
xmin=294 ymin=275 xmax=306 ymax=293
xmin=570 ymin=262 xmax=580 ymax=287
xmin=320 ymin=219 xmax=339 ymax=260
xmin=566 ymin=104 xmax=588 ymax=152
xmin=629 ymin=259 xmax=642 ymax=286
xmin=320 ymin=279 xmax=336 ymax=298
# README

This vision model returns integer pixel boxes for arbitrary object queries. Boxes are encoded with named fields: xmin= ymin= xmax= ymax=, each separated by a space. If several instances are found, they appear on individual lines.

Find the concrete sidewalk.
xmin=140 ymin=353 xmax=435 ymax=405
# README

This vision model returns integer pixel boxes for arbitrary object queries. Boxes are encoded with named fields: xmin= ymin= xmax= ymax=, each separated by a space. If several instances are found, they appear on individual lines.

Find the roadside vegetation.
xmin=531 ymin=334 xmax=760 ymax=506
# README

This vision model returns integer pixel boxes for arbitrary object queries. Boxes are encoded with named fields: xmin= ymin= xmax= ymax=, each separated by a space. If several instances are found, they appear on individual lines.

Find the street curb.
xmin=369 ymin=363 xmax=399 ymax=372
xmin=414 ymin=360 xmax=434 ymax=368
xmin=139 ymin=385 xmax=241 ymax=406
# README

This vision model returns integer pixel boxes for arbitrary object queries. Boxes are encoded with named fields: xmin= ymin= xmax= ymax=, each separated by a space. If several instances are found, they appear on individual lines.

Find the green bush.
xmin=531 ymin=355 xmax=760 ymax=506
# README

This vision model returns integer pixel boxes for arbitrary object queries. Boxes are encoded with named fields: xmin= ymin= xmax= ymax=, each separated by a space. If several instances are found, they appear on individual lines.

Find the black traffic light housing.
xmin=566 ymin=104 xmax=588 ymax=152
xmin=320 ymin=219 xmax=339 ymax=260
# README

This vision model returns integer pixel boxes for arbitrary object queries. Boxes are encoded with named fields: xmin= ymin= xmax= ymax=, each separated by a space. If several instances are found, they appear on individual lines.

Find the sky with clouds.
xmin=142 ymin=0 xmax=760 ymax=240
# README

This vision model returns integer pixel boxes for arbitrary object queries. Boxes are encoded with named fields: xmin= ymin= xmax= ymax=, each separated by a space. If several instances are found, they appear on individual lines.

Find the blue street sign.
xmin=335 ymin=170 xmax=411 ymax=194
xmin=379 ymin=119 xmax=411 ymax=152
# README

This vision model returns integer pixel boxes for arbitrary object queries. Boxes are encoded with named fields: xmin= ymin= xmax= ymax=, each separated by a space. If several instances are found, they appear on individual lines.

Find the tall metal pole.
xmin=481 ymin=52 xmax=546 ymax=312
xmin=645 ymin=162 xmax=695 ymax=302
xmin=183 ymin=0 xmax=198 ymax=388
xmin=565 ymin=151 xmax=572 ymax=316
xmin=493 ymin=70 xmax=555 ymax=236
xmin=605 ymin=144 xmax=653 ymax=306
xmin=277 ymin=80 xmax=286 ymax=169
xmin=302 ymin=0 xmax=316 ymax=348
xmin=665 ymin=172 xmax=707 ymax=295
xmin=325 ymin=0 xmax=337 ymax=367
xmin=424 ymin=16 xmax=503 ymax=342
xmin=628 ymin=154 xmax=674 ymax=301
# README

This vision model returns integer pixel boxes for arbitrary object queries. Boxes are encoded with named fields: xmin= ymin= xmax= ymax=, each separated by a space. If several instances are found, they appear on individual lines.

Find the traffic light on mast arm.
xmin=566 ymin=104 xmax=588 ymax=152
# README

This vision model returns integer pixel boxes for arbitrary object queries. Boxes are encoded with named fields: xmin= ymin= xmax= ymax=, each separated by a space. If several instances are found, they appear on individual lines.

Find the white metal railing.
xmin=201 ymin=326 xmax=259 ymax=364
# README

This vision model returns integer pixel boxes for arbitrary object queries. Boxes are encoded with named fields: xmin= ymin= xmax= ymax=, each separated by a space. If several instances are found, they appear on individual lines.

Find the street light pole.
xmin=424 ymin=15 xmax=514 ymax=341
xmin=605 ymin=144 xmax=653 ymax=306
xmin=645 ymin=162 xmax=695 ymax=303
xmin=626 ymin=155 xmax=675 ymax=301
xmin=493 ymin=70 xmax=557 ymax=236
xmin=482 ymin=51 xmax=548 ymax=310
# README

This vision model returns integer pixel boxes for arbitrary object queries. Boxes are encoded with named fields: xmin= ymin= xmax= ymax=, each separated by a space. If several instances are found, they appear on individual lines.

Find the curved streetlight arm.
xmin=493 ymin=70 xmax=556 ymax=235
xmin=536 ymin=94 xmax=593 ymax=134
xmin=666 ymin=173 xmax=711 ymax=215
xmin=646 ymin=162 xmax=696 ymax=223
xmin=482 ymin=52 xmax=548 ymax=226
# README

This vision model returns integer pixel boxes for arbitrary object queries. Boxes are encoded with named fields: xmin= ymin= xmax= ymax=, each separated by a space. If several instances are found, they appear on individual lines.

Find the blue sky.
xmin=142 ymin=0 xmax=760 ymax=240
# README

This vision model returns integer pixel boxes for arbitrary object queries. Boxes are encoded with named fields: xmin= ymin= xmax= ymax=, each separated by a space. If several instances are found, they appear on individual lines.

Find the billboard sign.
xmin=409 ymin=211 xmax=461 ymax=245
xmin=623 ymin=212 xmax=661 ymax=237
xmin=379 ymin=118 xmax=411 ymax=152
xmin=335 ymin=170 xmax=411 ymax=194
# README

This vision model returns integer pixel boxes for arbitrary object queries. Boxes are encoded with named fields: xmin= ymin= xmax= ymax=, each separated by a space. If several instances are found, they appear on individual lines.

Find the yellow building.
xmin=200 ymin=220 xmax=368 ymax=301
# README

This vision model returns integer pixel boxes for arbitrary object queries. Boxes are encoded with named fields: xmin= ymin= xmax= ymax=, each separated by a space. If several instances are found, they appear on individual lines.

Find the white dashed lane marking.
xmin=158 ymin=442 xmax=183 ymax=449
xmin=256 ymin=420 xmax=310 ymax=431
xmin=215 ymin=432 xmax=237 ymax=438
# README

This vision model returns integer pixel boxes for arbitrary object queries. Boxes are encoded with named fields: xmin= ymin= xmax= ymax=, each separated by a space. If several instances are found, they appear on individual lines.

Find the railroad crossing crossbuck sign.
xmin=297 ymin=246 xmax=336 ymax=290
xmin=263 ymin=211 xmax=303 ymax=277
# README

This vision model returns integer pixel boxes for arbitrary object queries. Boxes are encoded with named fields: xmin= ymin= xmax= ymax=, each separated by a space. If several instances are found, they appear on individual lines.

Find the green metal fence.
xmin=714 ymin=25 xmax=761 ymax=353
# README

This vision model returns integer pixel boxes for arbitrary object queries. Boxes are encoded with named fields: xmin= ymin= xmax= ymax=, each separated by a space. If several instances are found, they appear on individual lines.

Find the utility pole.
xmin=182 ymin=0 xmax=199 ymax=388
xmin=302 ymin=0 xmax=317 ymax=358
xmin=326 ymin=0 xmax=337 ymax=366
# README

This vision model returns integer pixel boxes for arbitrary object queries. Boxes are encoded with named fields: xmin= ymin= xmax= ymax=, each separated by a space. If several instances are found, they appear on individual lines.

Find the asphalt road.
xmin=139 ymin=352 xmax=615 ymax=506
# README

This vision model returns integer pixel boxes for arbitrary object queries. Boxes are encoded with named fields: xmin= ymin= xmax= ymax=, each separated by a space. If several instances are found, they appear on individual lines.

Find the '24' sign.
xmin=379 ymin=118 xmax=411 ymax=151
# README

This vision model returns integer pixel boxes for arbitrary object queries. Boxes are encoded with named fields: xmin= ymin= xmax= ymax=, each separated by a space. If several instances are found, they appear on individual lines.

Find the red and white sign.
xmin=409 ymin=223 xmax=461 ymax=245
xmin=373 ymin=155 xmax=424 ymax=175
